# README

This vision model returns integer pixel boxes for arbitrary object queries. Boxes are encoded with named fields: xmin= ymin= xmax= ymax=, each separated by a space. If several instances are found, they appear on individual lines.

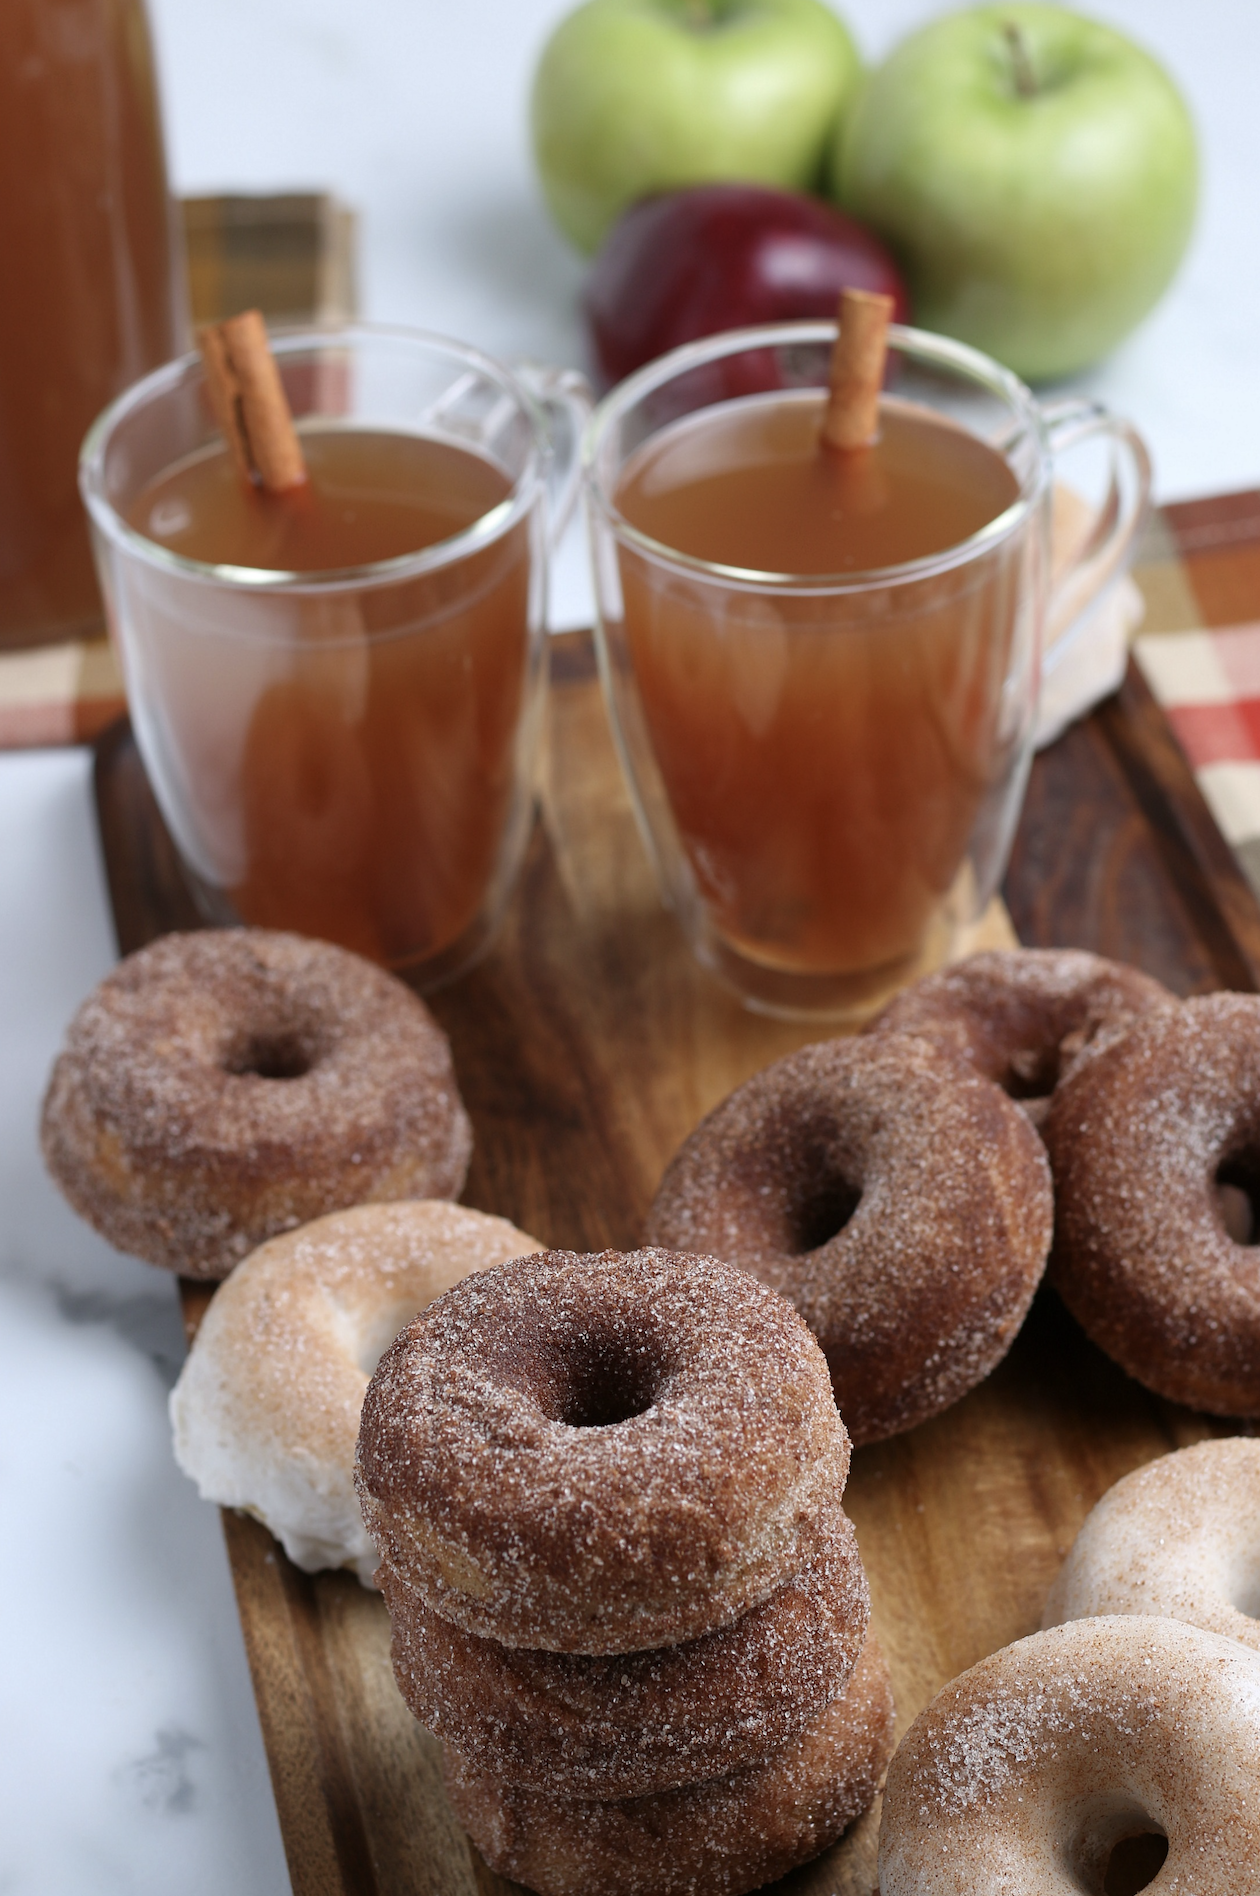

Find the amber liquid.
xmin=124 ymin=428 xmax=532 ymax=969
xmin=128 ymin=427 xmax=513 ymax=572
xmin=0 ymin=0 xmax=184 ymax=649
xmin=615 ymin=393 xmax=1024 ymax=980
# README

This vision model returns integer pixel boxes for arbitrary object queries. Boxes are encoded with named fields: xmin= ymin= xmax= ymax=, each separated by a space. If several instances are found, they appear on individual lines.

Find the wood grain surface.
xmin=93 ymin=550 xmax=1257 ymax=1895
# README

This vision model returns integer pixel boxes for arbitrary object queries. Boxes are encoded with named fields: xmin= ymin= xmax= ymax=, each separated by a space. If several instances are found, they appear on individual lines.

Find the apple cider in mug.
xmin=122 ymin=427 xmax=531 ymax=968
xmin=613 ymin=391 xmax=1023 ymax=979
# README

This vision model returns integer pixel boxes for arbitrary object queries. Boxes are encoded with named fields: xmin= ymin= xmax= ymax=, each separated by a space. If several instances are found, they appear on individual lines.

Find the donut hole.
xmin=1233 ymin=1567 xmax=1260 ymax=1619
xmin=785 ymin=1160 xmax=862 ymax=1255
xmin=493 ymin=1305 xmax=665 ymax=1430
xmin=1102 ymin=1831 xmax=1169 ymax=1896
xmin=560 ymin=1340 xmax=660 ymax=1429
xmin=1214 ymin=1153 xmax=1260 ymax=1245
xmin=351 ymin=1300 xmax=424 ymax=1378
xmin=224 ymin=1030 xmax=319 ymax=1082
xmin=1070 ymin=1801 xmax=1168 ymax=1896
xmin=1003 ymin=1040 xmax=1062 ymax=1102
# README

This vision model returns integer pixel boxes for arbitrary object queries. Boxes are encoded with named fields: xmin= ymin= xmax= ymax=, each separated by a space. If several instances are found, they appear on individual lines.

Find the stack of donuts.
xmin=650 ymin=946 xmax=1260 ymax=1435
xmin=355 ymin=1247 xmax=895 ymax=1896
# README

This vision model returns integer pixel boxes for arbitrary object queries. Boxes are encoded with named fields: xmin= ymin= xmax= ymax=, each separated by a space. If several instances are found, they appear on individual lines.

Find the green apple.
xmin=833 ymin=4 xmax=1198 ymax=381
xmin=531 ymin=0 xmax=863 ymax=254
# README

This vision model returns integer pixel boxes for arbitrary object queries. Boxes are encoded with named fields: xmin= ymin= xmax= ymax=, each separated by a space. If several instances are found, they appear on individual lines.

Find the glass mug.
xmin=585 ymin=321 xmax=1150 ymax=1020
xmin=80 ymin=325 xmax=588 ymax=987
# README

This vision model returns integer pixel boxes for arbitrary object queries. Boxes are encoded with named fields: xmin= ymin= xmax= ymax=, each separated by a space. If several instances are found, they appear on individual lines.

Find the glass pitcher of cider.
xmin=0 ymin=0 xmax=186 ymax=651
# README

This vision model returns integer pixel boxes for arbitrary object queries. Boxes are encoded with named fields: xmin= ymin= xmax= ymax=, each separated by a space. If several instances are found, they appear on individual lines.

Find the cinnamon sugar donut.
xmin=1045 ymin=992 xmax=1260 ymax=1416
xmin=40 ymin=928 xmax=472 ymax=1279
xmin=385 ymin=1498 xmax=868 ymax=1797
xmin=355 ymin=1248 xmax=850 ymax=1654
xmin=878 ymin=1616 xmax=1260 ymax=1894
xmin=170 ymin=1201 xmax=541 ymax=1583
xmin=1042 ymin=1438 xmax=1260 ymax=1651
xmin=866 ymin=947 xmax=1174 ymax=1124
xmin=444 ymin=1629 xmax=895 ymax=1896
xmin=646 ymin=1037 xmax=1053 ymax=1444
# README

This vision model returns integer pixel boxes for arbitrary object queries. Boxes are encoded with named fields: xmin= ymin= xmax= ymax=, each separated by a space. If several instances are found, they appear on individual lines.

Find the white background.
xmin=150 ymin=0 xmax=1260 ymax=503
xmin=4 ymin=4 xmax=1259 ymax=1891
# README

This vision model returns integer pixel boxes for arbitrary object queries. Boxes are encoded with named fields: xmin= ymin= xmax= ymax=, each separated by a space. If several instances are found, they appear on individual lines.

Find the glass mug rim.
xmin=583 ymin=319 xmax=1053 ymax=597
xmin=78 ymin=320 xmax=549 ymax=600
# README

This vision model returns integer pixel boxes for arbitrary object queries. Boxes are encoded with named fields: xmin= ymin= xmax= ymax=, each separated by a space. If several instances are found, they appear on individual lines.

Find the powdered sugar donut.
xmin=385 ymin=1499 xmax=868 ymax=1797
xmin=646 ymin=1036 xmax=1053 ymax=1444
xmin=41 ymin=928 xmax=473 ymax=1278
xmin=1045 ymin=993 xmax=1260 ymax=1416
xmin=866 ymin=947 xmax=1174 ymax=1123
xmin=878 ymin=1616 xmax=1260 ymax=1894
xmin=171 ymin=1200 xmax=541 ymax=1582
xmin=1042 ymin=1437 xmax=1260 ymax=1651
xmin=356 ymin=1248 xmax=850 ymax=1653
xmin=444 ymin=1629 xmax=895 ymax=1896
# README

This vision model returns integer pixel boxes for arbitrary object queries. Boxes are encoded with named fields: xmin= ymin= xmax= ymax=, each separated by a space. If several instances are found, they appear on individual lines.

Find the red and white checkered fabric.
xmin=1137 ymin=622 xmax=1260 ymax=891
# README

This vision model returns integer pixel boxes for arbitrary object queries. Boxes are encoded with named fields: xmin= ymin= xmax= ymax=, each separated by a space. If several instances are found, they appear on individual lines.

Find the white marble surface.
xmin=4 ymin=3 xmax=1260 ymax=1891
xmin=0 ymin=751 xmax=289 ymax=1894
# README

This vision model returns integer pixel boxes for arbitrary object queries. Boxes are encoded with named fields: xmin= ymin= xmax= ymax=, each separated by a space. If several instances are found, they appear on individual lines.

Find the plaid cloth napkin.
xmin=1133 ymin=489 xmax=1260 ymax=902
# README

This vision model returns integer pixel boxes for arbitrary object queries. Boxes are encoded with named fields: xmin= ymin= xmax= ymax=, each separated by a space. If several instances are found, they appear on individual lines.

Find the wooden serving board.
xmin=92 ymin=501 xmax=1260 ymax=1896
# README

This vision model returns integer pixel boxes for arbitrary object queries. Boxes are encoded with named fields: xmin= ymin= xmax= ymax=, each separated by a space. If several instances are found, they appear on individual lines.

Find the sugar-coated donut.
xmin=384 ymin=1499 xmax=868 ymax=1797
xmin=645 ymin=1036 xmax=1053 ymax=1445
xmin=1045 ymin=993 xmax=1260 ymax=1416
xmin=444 ymin=1629 xmax=895 ymax=1896
xmin=866 ymin=947 xmax=1174 ymax=1123
xmin=356 ymin=1248 xmax=850 ymax=1654
xmin=169 ymin=1200 xmax=541 ymax=1582
xmin=40 ymin=928 xmax=473 ymax=1279
xmin=878 ymin=1616 xmax=1260 ymax=1894
xmin=1042 ymin=1437 xmax=1260 ymax=1651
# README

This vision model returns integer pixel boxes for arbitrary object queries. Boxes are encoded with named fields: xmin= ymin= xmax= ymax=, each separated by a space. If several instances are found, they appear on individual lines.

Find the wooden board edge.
xmin=220 ymin=1509 xmax=381 ymax=1896
xmin=1099 ymin=660 xmax=1260 ymax=991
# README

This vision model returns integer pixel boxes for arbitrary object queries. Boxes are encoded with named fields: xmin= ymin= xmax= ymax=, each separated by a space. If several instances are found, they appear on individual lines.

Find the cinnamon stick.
xmin=821 ymin=289 xmax=895 ymax=453
xmin=197 ymin=309 xmax=307 ymax=492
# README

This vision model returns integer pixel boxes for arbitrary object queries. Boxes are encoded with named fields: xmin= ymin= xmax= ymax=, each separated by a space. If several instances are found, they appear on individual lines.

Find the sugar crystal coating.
xmin=355 ymin=1247 xmax=849 ymax=1653
xmin=41 ymin=927 xmax=472 ymax=1278
xmin=444 ymin=1628 xmax=895 ymax=1896
xmin=170 ymin=1200 xmax=542 ymax=1581
xmin=646 ymin=1034 xmax=1053 ymax=1443
xmin=878 ymin=1616 xmax=1260 ymax=1894
xmin=385 ymin=1494 xmax=868 ymax=1797
xmin=1045 ymin=992 xmax=1260 ymax=1415
xmin=867 ymin=946 xmax=1174 ymax=1122
xmin=1043 ymin=1436 xmax=1260 ymax=1650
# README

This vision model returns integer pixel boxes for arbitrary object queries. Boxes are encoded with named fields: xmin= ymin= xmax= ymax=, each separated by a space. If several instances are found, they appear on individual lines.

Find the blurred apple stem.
xmin=1002 ymin=21 xmax=1038 ymax=98
xmin=821 ymin=288 xmax=894 ymax=454
xmin=683 ymin=0 xmax=714 ymax=26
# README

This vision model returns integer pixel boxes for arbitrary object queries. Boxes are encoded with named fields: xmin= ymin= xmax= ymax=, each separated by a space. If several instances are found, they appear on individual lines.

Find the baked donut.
xmin=1042 ymin=1437 xmax=1260 ymax=1651
xmin=40 ymin=928 xmax=473 ymax=1278
xmin=866 ymin=947 xmax=1174 ymax=1123
xmin=645 ymin=1036 xmax=1053 ymax=1444
xmin=1044 ymin=992 xmax=1260 ymax=1416
xmin=355 ymin=1248 xmax=850 ymax=1654
xmin=443 ymin=1629 xmax=895 ymax=1896
xmin=385 ymin=1499 xmax=868 ymax=1797
xmin=169 ymin=1201 xmax=541 ymax=1583
xmin=878 ymin=1616 xmax=1260 ymax=1895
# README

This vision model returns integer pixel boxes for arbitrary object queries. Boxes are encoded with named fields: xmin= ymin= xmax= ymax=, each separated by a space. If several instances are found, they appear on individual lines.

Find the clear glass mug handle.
xmin=1039 ymin=396 xmax=1153 ymax=677
xmin=512 ymin=360 xmax=593 ymax=550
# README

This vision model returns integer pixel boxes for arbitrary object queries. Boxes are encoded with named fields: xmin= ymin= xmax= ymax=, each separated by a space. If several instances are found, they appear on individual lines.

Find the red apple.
xmin=585 ymin=182 xmax=910 ymax=387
